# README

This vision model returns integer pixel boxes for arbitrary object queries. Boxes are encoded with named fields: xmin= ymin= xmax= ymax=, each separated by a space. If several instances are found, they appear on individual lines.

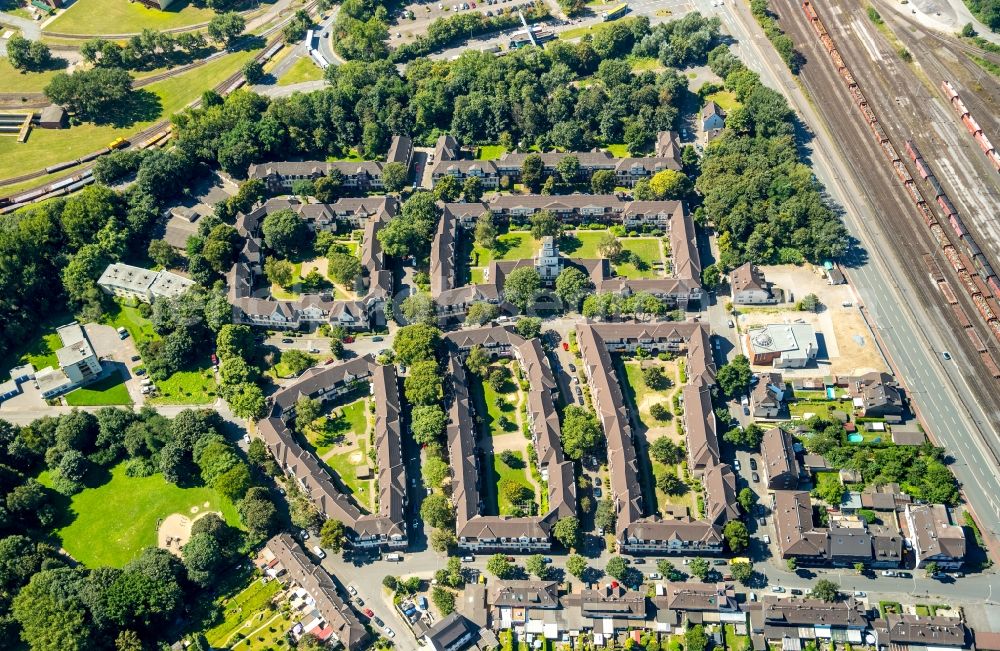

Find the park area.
xmin=43 ymin=463 xmax=239 ymax=568
xmin=299 ymin=395 xmax=375 ymax=512
xmin=45 ymin=0 xmax=217 ymax=35
xmin=619 ymin=357 xmax=697 ymax=518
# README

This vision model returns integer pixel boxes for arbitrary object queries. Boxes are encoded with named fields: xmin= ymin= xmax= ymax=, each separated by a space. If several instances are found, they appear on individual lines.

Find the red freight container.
xmin=962 ymin=114 xmax=981 ymax=135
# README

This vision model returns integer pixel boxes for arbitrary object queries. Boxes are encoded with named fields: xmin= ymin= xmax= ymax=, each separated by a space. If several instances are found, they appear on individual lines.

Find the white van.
xmin=312 ymin=545 xmax=326 ymax=559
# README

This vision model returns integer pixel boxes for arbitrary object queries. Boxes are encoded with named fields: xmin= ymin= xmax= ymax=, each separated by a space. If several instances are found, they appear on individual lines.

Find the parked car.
xmin=712 ymin=559 xmax=727 ymax=566
xmin=594 ymin=488 xmax=602 ymax=498
xmin=354 ymin=597 xmax=364 ymax=607
xmin=595 ymin=477 xmax=602 ymax=487
xmin=728 ymin=320 xmax=734 ymax=328
xmin=881 ymin=570 xmax=896 ymax=577
xmin=364 ymin=608 xmax=375 ymax=618
xmin=117 ymin=327 xmax=129 ymax=339
xmin=790 ymin=589 xmax=803 ymax=595
xmin=648 ymin=572 xmax=662 ymax=580
xmin=135 ymin=368 xmax=146 ymax=376
xmin=505 ymin=556 xmax=515 ymax=562
xmin=281 ymin=338 xmax=293 ymax=344
xmin=562 ymin=342 xmax=569 ymax=351
xmin=898 ymin=571 xmax=912 ymax=578
xmin=762 ymin=534 xmax=770 ymax=544
xmin=385 ymin=628 xmax=395 ymax=638
xmin=348 ymin=585 xmax=358 ymax=596
xmin=771 ymin=586 xmax=785 ymax=593
xmin=372 ymin=336 xmax=384 ymax=342
xmin=733 ymin=460 xmax=741 ymax=472
xmin=749 ymin=458 xmax=758 ymax=471
xmin=853 ymin=591 xmax=866 ymax=598
xmin=130 ymin=355 xmax=141 ymax=362
xmin=462 ymin=555 xmax=475 ymax=562
xmin=311 ymin=545 xmax=325 ymax=559
xmin=752 ymin=472 xmax=760 ymax=483
xmin=373 ymin=616 xmax=385 ymax=627
xmin=568 ymin=363 xmax=576 ymax=372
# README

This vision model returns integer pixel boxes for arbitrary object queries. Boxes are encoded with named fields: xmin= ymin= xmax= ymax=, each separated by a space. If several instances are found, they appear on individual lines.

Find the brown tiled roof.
xmin=664 ymin=582 xmax=737 ymax=612
xmin=761 ymin=596 xmax=867 ymax=628
xmin=875 ymin=615 xmax=968 ymax=647
xmin=761 ymin=427 xmax=799 ymax=486
xmin=684 ymin=384 xmax=719 ymax=474
xmin=773 ymin=490 xmax=828 ymax=558
xmin=906 ymin=504 xmax=966 ymax=561
xmin=265 ymin=534 xmax=369 ymax=650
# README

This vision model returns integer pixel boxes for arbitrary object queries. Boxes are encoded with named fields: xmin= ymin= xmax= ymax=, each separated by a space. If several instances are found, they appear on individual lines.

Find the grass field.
xmin=562 ymin=232 xmax=663 ymax=278
xmin=627 ymin=56 xmax=664 ymax=73
xmin=203 ymin=576 xmax=283 ymax=648
xmin=0 ymin=310 xmax=74 ymax=381
xmin=65 ymin=372 xmax=132 ymax=406
xmin=472 ymin=232 xmax=537 ymax=266
xmin=277 ymin=57 xmax=323 ymax=86
xmin=492 ymin=450 xmax=535 ymax=517
xmin=324 ymin=437 xmax=373 ymax=512
xmin=706 ymin=90 xmax=740 ymax=112
xmin=102 ymin=302 xmax=158 ymax=346
xmin=0 ymin=47 xmax=256 ymax=181
xmin=0 ymin=57 xmax=63 ymax=93
xmin=474 ymin=367 xmax=520 ymax=438
xmin=45 ymin=0 xmax=216 ymax=35
xmin=604 ymin=143 xmax=630 ymax=157
xmin=304 ymin=398 xmax=368 ymax=457
xmin=558 ymin=18 xmax=622 ymax=40
xmin=148 ymin=362 xmax=218 ymax=405
xmin=51 ymin=463 xmax=238 ymax=568
xmin=476 ymin=145 xmax=507 ymax=160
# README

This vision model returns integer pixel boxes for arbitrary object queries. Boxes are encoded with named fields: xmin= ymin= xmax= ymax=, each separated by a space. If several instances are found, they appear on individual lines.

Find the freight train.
xmin=942 ymin=80 xmax=1000 ymax=173
xmin=801 ymin=0 xmax=1000 ymax=371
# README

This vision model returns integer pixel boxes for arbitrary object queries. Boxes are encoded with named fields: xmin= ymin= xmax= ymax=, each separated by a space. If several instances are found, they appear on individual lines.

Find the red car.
xmin=363 ymin=608 xmax=375 ymax=618
xmin=344 ymin=336 xmax=355 ymax=344
xmin=562 ymin=342 xmax=569 ymax=351
xmin=210 ymin=354 xmax=218 ymax=365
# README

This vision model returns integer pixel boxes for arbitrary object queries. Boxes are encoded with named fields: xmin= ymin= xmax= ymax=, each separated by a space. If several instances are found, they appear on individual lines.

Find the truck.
xmin=386 ymin=553 xmax=403 ymax=562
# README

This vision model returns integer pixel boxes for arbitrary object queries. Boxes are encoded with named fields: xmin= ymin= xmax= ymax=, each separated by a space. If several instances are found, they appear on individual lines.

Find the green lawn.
xmin=619 ymin=238 xmax=664 ymax=279
xmin=65 ymin=372 xmax=132 ymax=406
xmin=148 ymin=363 xmax=218 ymax=405
xmin=0 ymin=47 xmax=256 ymax=181
xmin=627 ymin=56 xmax=664 ymax=73
xmin=815 ymin=470 xmax=842 ymax=493
xmin=622 ymin=361 xmax=675 ymax=428
xmin=203 ymin=577 xmax=283 ymax=648
xmin=324 ymin=437 xmax=374 ymax=512
xmin=102 ymin=302 xmax=158 ymax=347
xmin=51 ymin=463 xmax=239 ymax=568
xmin=604 ymin=143 xmax=630 ymax=157
xmin=277 ymin=56 xmax=323 ymax=86
xmin=473 ymin=367 xmax=520 ymax=438
xmin=0 ymin=57 xmax=63 ymax=93
xmin=558 ymin=18 xmax=623 ymax=40
xmin=45 ymin=0 xmax=217 ymax=35
xmin=0 ymin=310 xmax=74 ymax=381
xmin=492 ymin=450 xmax=535 ymax=517
xmin=706 ymin=90 xmax=740 ymax=112
xmin=725 ymin=624 xmax=750 ymax=651
xmin=476 ymin=145 xmax=507 ymax=160
xmin=303 ymin=398 xmax=368 ymax=457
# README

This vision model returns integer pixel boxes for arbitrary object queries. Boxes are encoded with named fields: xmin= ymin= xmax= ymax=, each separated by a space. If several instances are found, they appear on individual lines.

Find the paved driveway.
xmin=84 ymin=323 xmax=145 ymax=404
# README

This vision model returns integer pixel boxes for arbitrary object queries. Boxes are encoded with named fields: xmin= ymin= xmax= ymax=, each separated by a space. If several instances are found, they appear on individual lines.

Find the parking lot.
xmin=390 ymin=0 xmax=546 ymax=43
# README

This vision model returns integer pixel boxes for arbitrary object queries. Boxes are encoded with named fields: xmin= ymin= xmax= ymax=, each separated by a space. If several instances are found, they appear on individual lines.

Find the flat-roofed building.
xmin=98 ymin=263 xmax=193 ymax=303
xmin=745 ymin=324 xmax=818 ymax=368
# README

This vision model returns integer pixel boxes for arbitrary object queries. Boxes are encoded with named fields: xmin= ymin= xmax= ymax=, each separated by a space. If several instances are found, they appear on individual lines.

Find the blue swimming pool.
xmin=847 ymin=433 xmax=864 ymax=443
xmin=826 ymin=387 xmax=836 ymax=399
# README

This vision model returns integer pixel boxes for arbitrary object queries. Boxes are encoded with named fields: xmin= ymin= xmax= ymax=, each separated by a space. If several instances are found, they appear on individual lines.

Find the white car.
xmin=771 ymin=586 xmax=785 ymax=593
xmin=881 ymin=570 xmax=896 ymax=577
xmin=854 ymin=591 xmax=867 ymax=598
xmin=348 ymin=585 xmax=358 ymax=596
xmin=311 ymin=545 xmax=326 ymax=559
xmin=384 ymin=627 xmax=395 ymax=638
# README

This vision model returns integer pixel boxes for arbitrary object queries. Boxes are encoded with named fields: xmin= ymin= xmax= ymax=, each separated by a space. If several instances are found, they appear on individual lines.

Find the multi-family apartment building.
xmin=430 ymin=197 xmax=703 ymax=322
xmin=261 ymin=534 xmax=369 ymax=650
xmin=576 ymin=321 xmax=735 ymax=555
xmin=442 ymin=326 xmax=577 ymax=552
xmin=903 ymin=503 xmax=967 ymax=569
xmin=429 ymin=132 xmax=682 ymax=189
xmin=760 ymin=427 xmax=800 ymax=490
xmin=257 ymin=355 xmax=408 ymax=549
xmin=227 ymin=197 xmax=394 ymax=331
xmin=97 ymin=262 xmax=194 ymax=303
xmin=247 ymin=135 xmax=412 ymax=193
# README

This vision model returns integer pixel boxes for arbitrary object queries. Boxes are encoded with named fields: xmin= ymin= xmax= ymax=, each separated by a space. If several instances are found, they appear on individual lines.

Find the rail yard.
xmin=773 ymin=0 xmax=1000 ymax=453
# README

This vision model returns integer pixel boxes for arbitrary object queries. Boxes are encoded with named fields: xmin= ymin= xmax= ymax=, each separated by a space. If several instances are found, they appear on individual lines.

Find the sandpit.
xmin=158 ymin=510 xmax=221 ymax=556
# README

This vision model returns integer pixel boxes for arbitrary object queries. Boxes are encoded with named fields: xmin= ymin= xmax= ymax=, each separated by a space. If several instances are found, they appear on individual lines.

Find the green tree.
xmin=813 ymin=479 xmax=845 ymax=507
xmin=420 ymin=493 xmax=454 ymax=529
xmin=433 ymin=175 xmax=461 ymax=202
xmin=723 ymin=422 xmax=765 ymax=449
xmin=566 ymin=554 xmax=588 ymax=579
xmin=591 ymin=169 xmax=616 ymax=194
xmin=701 ymin=263 xmax=721 ymax=290
xmin=605 ymin=556 xmax=628 ymax=580
xmin=723 ymin=520 xmax=750 ymax=553
xmin=474 ymin=211 xmax=497 ymax=249
xmin=560 ymin=406 xmax=601 ymax=460
xmin=799 ymin=293 xmax=820 ymax=311
xmin=208 ymin=12 xmax=246 ymax=45
xmin=430 ymin=528 xmax=456 ymax=552
xmin=738 ymin=487 xmax=757 ymax=513
xmin=650 ymin=437 xmax=682 ymax=464
xmin=431 ymin=586 xmax=456 ymax=615
xmin=424 ymin=456 xmax=450 ymax=489
xmin=596 ymin=496 xmax=616 ymax=533
xmin=465 ymin=301 xmax=499 ymax=326
xmin=13 ymin=568 xmax=93 ymax=651
xmin=648 ymin=169 xmax=690 ymax=199
xmin=650 ymin=403 xmax=672 ymax=422
xmin=465 ymin=345 xmax=491 ymax=377
xmin=405 ymin=360 xmax=443 ymax=406
xmin=526 ymin=554 xmax=550 ymax=579
xmin=238 ymin=487 xmax=278 ymax=536
xmin=556 ymin=155 xmax=580 ymax=184
xmin=262 ymin=209 xmax=310 ymax=257
xmin=410 ymin=404 xmax=445 ymax=445
xmin=147 ymin=239 xmax=178 ymax=269
xmin=45 ymin=66 xmax=133 ymax=120
xmin=642 ymin=366 xmax=670 ymax=389
xmin=854 ymin=562 xmax=866 ymax=574
xmin=786 ymin=558 xmax=798 ymax=571
xmin=281 ymin=349 xmax=317 ymax=377
xmin=392 ymin=323 xmax=441 ymax=365
xmin=597 ymin=233 xmax=624 ymax=261
xmin=320 ymin=519 xmax=347 ymax=551
xmin=182 ymin=532 xmax=224 ymax=588
xmin=514 ymin=316 xmax=542 ymax=339
xmin=685 ymin=625 xmax=708 ymax=651
xmin=314 ymin=172 xmax=344 ymax=202
xmin=462 ymin=176 xmax=484 ymax=202
xmin=529 ymin=210 xmax=560 ymax=239
xmin=553 ymin=516 xmax=581 ymax=550
xmin=812 ymin=579 xmax=840 ymax=602
xmin=227 ymin=383 xmax=266 ymax=420
xmin=6 ymin=34 xmax=51 ymax=71
xmin=486 ymin=553 xmax=514 ymax=579
xmin=242 ymin=60 xmax=264 ymax=84
xmin=328 ymin=253 xmax=362 ymax=287
xmin=688 ymin=557 xmax=710 ymax=580
xmin=656 ymin=471 xmax=685 ymax=496
xmin=925 ymin=561 xmax=939 ymax=576
xmin=731 ymin=561 xmax=752 ymax=585
xmin=716 ymin=355 xmax=752 ymax=397
xmin=503 ymin=266 xmax=542 ymax=312
xmin=382 ymin=162 xmax=409 ymax=193
xmin=401 ymin=293 xmax=437 ymax=325
xmin=555 ymin=267 xmax=593 ymax=311
xmin=295 ymin=396 xmax=321 ymax=428
xmin=521 ymin=154 xmax=544 ymax=192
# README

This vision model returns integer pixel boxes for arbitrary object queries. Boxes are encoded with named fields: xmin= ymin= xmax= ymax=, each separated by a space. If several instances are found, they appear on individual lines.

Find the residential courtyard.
xmin=300 ymin=394 xmax=375 ymax=513
xmin=470 ymin=360 xmax=543 ymax=517
xmin=618 ymin=357 xmax=698 ymax=519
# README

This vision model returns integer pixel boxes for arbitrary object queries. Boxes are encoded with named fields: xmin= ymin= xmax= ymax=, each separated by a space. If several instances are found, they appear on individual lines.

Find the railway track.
xmin=773 ymin=0 xmax=1000 ymax=439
